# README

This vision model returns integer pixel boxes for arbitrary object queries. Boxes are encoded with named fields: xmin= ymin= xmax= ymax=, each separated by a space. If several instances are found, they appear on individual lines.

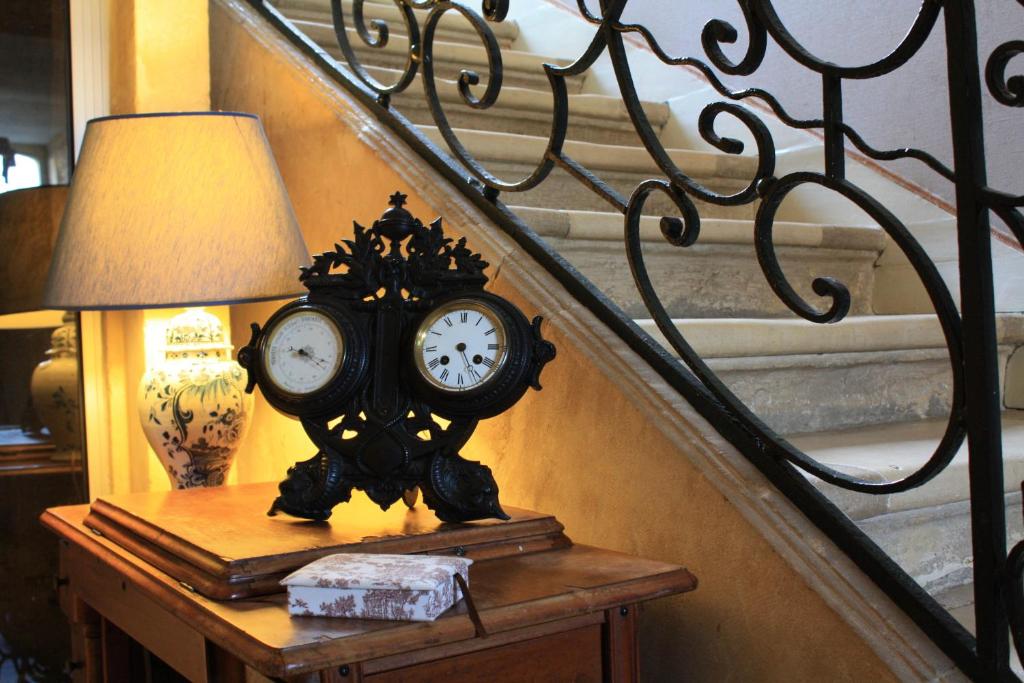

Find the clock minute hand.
xmin=460 ymin=350 xmax=480 ymax=380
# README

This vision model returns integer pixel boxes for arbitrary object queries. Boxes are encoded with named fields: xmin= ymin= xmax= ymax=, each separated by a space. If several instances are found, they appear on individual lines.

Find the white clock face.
xmin=415 ymin=300 xmax=508 ymax=393
xmin=263 ymin=310 xmax=345 ymax=396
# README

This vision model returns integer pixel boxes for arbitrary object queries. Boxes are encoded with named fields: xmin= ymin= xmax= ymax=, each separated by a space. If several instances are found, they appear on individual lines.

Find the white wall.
xmin=570 ymin=0 xmax=1022 ymax=229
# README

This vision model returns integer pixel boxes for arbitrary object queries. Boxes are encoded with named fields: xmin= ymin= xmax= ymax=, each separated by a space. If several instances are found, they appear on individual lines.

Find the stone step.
xmin=385 ymin=76 xmax=669 ymax=146
xmin=790 ymin=413 xmax=1024 ymax=597
xmin=292 ymin=19 xmax=583 ymax=92
xmin=272 ymin=0 xmax=520 ymax=47
xmin=934 ymin=583 xmax=1024 ymax=676
xmin=275 ymin=1 xmax=671 ymax=144
xmin=636 ymin=314 xmax=1024 ymax=434
xmin=516 ymin=205 xmax=884 ymax=318
xmin=935 ymin=583 xmax=977 ymax=635
xmin=418 ymin=126 xmax=759 ymax=219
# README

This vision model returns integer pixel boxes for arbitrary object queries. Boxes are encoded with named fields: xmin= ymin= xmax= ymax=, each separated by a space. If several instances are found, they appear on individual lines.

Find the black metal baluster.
xmin=822 ymin=73 xmax=845 ymax=179
xmin=943 ymin=1 xmax=1010 ymax=678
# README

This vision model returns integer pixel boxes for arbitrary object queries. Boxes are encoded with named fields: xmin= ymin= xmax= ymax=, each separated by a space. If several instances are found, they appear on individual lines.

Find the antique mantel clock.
xmin=238 ymin=192 xmax=556 ymax=523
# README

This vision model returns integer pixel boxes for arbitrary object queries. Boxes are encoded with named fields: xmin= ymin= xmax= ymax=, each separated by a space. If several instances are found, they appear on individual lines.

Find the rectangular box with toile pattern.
xmin=281 ymin=553 xmax=472 ymax=621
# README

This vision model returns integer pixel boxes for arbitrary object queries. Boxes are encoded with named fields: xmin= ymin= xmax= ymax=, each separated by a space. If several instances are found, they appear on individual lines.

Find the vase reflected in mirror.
xmin=29 ymin=312 xmax=81 ymax=461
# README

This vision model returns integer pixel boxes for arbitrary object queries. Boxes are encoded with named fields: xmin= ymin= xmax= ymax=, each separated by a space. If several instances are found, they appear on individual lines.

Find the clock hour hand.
xmin=459 ymin=350 xmax=480 ymax=381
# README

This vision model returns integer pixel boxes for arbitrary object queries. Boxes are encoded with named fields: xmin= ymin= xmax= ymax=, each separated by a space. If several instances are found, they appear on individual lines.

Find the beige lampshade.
xmin=44 ymin=112 xmax=310 ymax=309
xmin=0 ymin=310 xmax=67 ymax=329
xmin=0 ymin=185 xmax=69 ymax=315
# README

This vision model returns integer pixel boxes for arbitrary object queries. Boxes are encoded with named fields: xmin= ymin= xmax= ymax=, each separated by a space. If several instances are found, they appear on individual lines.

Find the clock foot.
xmin=421 ymin=453 xmax=509 ymax=523
xmin=268 ymin=451 xmax=509 ymax=524
xmin=268 ymin=451 xmax=353 ymax=521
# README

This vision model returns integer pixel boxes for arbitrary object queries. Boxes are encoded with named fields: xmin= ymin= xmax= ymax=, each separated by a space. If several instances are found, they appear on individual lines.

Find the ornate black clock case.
xmin=238 ymin=192 xmax=555 ymax=523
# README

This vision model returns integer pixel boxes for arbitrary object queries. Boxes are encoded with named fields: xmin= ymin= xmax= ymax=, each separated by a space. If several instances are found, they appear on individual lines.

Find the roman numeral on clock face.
xmin=482 ymin=357 xmax=494 ymax=368
xmin=460 ymin=312 xmax=468 ymax=323
xmin=440 ymin=368 xmax=449 ymax=382
xmin=427 ymin=357 xmax=440 ymax=370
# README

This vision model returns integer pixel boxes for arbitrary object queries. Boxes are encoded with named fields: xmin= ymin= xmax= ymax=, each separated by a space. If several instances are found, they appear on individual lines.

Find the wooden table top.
xmin=43 ymin=501 xmax=697 ymax=678
xmin=82 ymin=482 xmax=570 ymax=598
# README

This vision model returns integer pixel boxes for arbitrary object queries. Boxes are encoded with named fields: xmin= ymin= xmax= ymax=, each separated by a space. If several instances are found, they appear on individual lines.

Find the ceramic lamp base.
xmin=138 ymin=308 xmax=252 ymax=488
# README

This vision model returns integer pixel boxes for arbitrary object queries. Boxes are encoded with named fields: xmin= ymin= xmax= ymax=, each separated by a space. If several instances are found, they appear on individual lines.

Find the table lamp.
xmin=43 ymin=112 xmax=310 ymax=488
xmin=0 ymin=186 xmax=81 ymax=454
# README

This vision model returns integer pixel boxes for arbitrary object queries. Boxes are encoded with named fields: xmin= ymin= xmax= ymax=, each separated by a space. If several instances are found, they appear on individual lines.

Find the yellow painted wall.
xmin=84 ymin=0 xmax=221 ymax=495
xmin=206 ymin=1 xmax=909 ymax=681
xmin=109 ymin=0 xmax=209 ymax=114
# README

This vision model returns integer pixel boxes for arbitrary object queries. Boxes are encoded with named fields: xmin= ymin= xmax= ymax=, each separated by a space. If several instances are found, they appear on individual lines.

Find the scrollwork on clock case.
xmin=238 ymin=192 xmax=556 ymax=523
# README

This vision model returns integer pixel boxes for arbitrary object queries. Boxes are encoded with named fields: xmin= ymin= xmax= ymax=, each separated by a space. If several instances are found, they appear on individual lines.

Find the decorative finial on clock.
xmin=375 ymin=190 xmax=420 ymax=242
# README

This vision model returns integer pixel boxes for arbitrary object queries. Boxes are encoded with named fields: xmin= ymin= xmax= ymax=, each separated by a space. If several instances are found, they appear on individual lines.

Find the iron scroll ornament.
xmin=244 ymin=0 xmax=1024 ymax=676
xmin=238 ymin=192 xmax=556 ymax=523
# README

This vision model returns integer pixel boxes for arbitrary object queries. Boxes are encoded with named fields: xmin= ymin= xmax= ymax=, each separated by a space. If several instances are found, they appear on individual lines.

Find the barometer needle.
xmin=289 ymin=346 xmax=327 ymax=369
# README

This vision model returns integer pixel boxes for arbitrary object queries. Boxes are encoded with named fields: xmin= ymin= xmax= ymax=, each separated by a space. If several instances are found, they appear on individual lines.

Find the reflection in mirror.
xmin=0 ymin=315 xmax=86 ymax=681
xmin=1 ymin=3 xmax=72 ymax=194
xmin=0 ymin=310 xmax=80 ymax=455
xmin=0 ymin=1 xmax=82 ymax=678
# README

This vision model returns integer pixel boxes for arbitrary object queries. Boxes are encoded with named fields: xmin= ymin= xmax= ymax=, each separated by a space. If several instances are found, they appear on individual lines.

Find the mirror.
xmin=0 ymin=1 xmax=86 ymax=679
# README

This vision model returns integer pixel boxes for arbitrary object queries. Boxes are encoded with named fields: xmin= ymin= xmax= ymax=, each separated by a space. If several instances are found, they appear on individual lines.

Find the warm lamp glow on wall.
xmin=44 ymin=112 xmax=310 ymax=488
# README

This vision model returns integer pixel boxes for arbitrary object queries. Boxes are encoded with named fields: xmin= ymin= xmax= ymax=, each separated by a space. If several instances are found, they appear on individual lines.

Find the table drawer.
xmin=366 ymin=624 xmax=603 ymax=682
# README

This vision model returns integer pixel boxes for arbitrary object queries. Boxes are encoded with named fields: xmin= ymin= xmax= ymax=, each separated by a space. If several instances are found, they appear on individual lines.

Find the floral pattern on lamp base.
xmin=138 ymin=308 xmax=253 ymax=488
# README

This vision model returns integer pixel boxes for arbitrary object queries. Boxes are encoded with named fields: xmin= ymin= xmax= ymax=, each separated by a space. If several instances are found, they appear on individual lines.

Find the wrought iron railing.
xmin=247 ymin=0 xmax=1023 ymax=678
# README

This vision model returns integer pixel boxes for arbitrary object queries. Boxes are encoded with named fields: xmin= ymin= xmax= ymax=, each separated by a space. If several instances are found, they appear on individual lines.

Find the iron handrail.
xmin=245 ymin=0 xmax=1023 ymax=678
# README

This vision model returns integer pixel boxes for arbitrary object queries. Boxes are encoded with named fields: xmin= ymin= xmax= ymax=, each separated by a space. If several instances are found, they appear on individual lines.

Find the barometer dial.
xmin=262 ymin=309 xmax=345 ymax=396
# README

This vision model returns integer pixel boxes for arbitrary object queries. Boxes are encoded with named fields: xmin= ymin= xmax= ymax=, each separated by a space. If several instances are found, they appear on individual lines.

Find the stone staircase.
xmin=271 ymin=0 xmax=1024 ymax=632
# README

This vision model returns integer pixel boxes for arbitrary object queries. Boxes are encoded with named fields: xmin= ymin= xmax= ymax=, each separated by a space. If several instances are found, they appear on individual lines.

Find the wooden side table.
xmin=42 ymin=484 xmax=696 ymax=682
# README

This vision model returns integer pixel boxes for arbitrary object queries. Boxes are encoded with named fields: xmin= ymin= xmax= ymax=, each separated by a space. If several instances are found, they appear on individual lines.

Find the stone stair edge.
xmin=272 ymin=0 xmax=521 ymax=42
xmin=354 ymin=67 xmax=670 ymax=127
xmin=634 ymin=313 xmax=1024 ymax=359
xmin=393 ymin=80 xmax=671 ymax=127
xmin=511 ymin=205 xmax=885 ymax=252
xmin=417 ymin=125 xmax=758 ymax=179
xmin=852 ymin=493 xmax=1020 ymax=597
xmin=295 ymin=19 xmax=569 ymax=72
xmin=792 ymin=412 xmax=1024 ymax=520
